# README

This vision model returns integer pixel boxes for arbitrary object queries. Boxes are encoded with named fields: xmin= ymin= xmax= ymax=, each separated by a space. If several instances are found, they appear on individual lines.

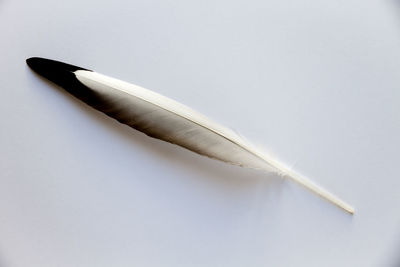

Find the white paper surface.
xmin=1 ymin=0 xmax=400 ymax=266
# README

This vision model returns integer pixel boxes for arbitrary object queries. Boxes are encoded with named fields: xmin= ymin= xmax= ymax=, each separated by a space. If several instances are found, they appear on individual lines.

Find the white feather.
xmin=74 ymin=70 xmax=354 ymax=214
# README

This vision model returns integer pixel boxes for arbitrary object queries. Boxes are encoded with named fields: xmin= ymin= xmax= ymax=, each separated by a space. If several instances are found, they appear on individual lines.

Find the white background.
xmin=1 ymin=0 xmax=400 ymax=266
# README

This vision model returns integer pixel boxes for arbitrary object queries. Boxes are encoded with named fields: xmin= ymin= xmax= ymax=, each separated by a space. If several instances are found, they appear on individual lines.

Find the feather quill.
xmin=26 ymin=57 xmax=354 ymax=214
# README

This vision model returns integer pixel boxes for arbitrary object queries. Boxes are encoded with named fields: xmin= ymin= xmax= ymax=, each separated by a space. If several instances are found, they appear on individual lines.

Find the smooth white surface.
xmin=0 ymin=0 xmax=399 ymax=266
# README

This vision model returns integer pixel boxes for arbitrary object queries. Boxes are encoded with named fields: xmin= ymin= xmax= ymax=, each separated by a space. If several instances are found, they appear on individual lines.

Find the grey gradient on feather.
xmin=26 ymin=57 xmax=269 ymax=169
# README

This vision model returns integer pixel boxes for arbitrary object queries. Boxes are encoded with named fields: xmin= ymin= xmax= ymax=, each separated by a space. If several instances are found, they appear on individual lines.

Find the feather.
xmin=26 ymin=57 xmax=354 ymax=214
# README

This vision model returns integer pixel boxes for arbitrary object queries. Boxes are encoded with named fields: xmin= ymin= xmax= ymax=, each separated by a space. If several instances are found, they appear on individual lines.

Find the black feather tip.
xmin=26 ymin=57 xmax=90 ymax=89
